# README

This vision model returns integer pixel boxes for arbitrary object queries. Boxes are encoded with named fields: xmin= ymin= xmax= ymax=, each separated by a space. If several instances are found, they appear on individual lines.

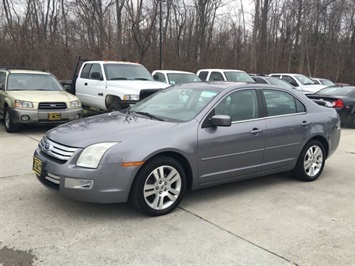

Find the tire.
xmin=130 ymin=156 xmax=186 ymax=216
xmin=4 ymin=107 xmax=19 ymax=133
xmin=107 ymin=102 xmax=121 ymax=112
xmin=292 ymin=140 xmax=325 ymax=181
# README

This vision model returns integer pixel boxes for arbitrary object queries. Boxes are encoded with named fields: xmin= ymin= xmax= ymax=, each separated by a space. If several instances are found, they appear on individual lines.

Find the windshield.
xmin=265 ymin=77 xmax=295 ymax=89
xmin=167 ymin=73 xmax=201 ymax=85
xmin=294 ymin=75 xmax=317 ymax=85
xmin=129 ymin=85 xmax=218 ymax=122
xmin=104 ymin=64 xmax=154 ymax=81
xmin=320 ymin=79 xmax=335 ymax=86
xmin=317 ymin=86 xmax=354 ymax=96
xmin=7 ymin=73 xmax=64 ymax=91
xmin=224 ymin=72 xmax=255 ymax=83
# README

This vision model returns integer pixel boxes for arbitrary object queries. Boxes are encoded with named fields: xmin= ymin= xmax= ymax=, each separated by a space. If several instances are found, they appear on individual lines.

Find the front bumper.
xmin=9 ymin=107 xmax=82 ymax=125
xmin=33 ymin=146 xmax=136 ymax=203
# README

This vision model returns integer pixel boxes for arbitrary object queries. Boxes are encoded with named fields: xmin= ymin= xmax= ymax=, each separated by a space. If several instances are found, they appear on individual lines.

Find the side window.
xmin=210 ymin=72 xmax=224 ymax=81
xmin=215 ymin=90 xmax=258 ymax=121
xmin=156 ymin=73 xmax=166 ymax=83
xmin=282 ymin=76 xmax=298 ymax=87
xmin=263 ymin=90 xmax=305 ymax=116
xmin=0 ymin=72 xmax=6 ymax=89
xmin=89 ymin=63 xmax=103 ymax=80
xmin=80 ymin=63 xmax=92 ymax=79
xmin=198 ymin=71 xmax=208 ymax=81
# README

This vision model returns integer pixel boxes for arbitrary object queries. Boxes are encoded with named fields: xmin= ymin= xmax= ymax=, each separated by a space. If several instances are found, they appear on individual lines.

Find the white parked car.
xmin=196 ymin=69 xmax=255 ymax=83
xmin=152 ymin=70 xmax=201 ymax=85
xmin=311 ymin=78 xmax=335 ymax=86
xmin=269 ymin=73 xmax=326 ymax=93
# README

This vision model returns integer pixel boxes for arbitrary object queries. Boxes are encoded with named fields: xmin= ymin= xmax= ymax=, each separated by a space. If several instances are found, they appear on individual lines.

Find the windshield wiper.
xmin=133 ymin=111 xmax=164 ymax=121
xmin=134 ymin=78 xmax=149 ymax=80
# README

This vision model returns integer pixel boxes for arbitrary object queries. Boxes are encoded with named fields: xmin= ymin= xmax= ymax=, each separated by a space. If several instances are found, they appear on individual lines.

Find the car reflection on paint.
xmin=33 ymin=82 xmax=341 ymax=216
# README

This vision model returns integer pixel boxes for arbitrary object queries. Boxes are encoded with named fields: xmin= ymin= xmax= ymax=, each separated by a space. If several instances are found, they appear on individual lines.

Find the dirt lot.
xmin=0 ymin=123 xmax=354 ymax=265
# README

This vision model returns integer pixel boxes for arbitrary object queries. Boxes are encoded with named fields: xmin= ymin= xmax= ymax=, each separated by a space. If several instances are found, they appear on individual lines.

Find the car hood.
xmin=106 ymin=80 xmax=169 ymax=92
xmin=46 ymin=112 xmax=178 ymax=148
xmin=9 ymin=91 xmax=79 ymax=102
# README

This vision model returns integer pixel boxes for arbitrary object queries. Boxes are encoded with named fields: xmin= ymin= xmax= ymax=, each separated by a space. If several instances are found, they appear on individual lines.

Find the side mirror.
xmin=210 ymin=115 xmax=231 ymax=127
xmin=91 ymin=72 xmax=102 ymax=80
xmin=64 ymin=84 xmax=73 ymax=93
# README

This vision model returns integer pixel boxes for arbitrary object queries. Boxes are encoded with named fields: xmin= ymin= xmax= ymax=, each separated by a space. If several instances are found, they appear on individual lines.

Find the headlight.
xmin=76 ymin=142 xmax=117 ymax=169
xmin=70 ymin=100 xmax=81 ymax=108
xmin=123 ymin=94 xmax=139 ymax=101
xmin=14 ymin=100 xmax=33 ymax=108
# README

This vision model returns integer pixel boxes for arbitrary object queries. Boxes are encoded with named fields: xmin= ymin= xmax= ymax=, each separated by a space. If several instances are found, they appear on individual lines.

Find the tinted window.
xmin=167 ymin=73 xmax=200 ymax=85
xmin=263 ymin=90 xmax=305 ymax=116
xmin=89 ymin=63 xmax=103 ymax=79
xmin=210 ymin=72 xmax=224 ymax=81
xmin=198 ymin=71 xmax=208 ymax=81
xmin=281 ymin=76 xmax=298 ymax=87
xmin=215 ymin=90 xmax=258 ymax=121
xmin=80 ymin=63 xmax=92 ymax=79
xmin=154 ymin=72 xmax=166 ymax=83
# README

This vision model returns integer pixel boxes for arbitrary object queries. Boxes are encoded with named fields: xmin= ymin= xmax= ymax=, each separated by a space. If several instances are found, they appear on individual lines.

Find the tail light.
xmin=332 ymin=99 xmax=344 ymax=108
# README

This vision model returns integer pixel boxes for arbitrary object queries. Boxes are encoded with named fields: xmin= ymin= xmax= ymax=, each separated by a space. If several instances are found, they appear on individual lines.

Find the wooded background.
xmin=1 ymin=0 xmax=354 ymax=83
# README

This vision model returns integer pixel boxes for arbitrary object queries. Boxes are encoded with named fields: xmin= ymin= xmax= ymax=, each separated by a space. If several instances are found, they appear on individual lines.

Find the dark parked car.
xmin=34 ymin=82 xmax=341 ymax=216
xmin=307 ymin=86 xmax=355 ymax=128
xmin=252 ymin=75 xmax=296 ymax=90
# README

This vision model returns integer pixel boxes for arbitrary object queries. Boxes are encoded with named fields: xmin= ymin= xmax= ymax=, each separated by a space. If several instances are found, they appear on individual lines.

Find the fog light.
xmin=21 ymin=115 xmax=30 ymax=121
xmin=65 ymin=178 xmax=93 ymax=190
xmin=75 ymin=114 xmax=81 ymax=119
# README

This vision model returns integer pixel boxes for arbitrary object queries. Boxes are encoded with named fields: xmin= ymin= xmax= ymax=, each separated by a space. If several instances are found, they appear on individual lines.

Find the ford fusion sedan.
xmin=34 ymin=82 xmax=341 ymax=216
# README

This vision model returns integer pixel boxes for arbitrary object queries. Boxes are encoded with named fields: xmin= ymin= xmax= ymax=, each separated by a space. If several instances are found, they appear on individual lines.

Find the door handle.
xmin=301 ymin=121 xmax=310 ymax=126
xmin=98 ymin=93 xmax=103 ymax=96
xmin=84 ymin=82 xmax=88 ymax=86
xmin=249 ymin=128 xmax=263 ymax=135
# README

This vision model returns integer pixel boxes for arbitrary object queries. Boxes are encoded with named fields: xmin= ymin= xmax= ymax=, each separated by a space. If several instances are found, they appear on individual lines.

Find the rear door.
xmin=197 ymin=89 xmax=266 ymax=184
xmin=261 ymin=88 xmax=310 ymax=171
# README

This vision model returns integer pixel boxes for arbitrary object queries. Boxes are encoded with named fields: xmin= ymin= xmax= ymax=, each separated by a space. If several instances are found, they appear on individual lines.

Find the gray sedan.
xmin=33 ymin=82 xmax=341 ymax=216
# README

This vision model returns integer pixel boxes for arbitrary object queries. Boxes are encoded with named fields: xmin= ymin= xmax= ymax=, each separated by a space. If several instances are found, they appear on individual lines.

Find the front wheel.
xmin=292 ymin=140 xmax=325 ymax=181
xmin=130 ymin=156 xmax=186 ymax=216
xmin=4 ymin=107 xmax=19 ymax=133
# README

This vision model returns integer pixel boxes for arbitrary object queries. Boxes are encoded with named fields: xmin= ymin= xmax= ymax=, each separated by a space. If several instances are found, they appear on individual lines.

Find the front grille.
xmin=39 ymin=136 xmax=77 ymax=161
xmin=39 ymin=102 xmax=67 ymax=109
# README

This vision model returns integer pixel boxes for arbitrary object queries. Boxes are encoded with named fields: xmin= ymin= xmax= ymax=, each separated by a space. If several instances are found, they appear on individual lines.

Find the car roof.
xmin=86 ymin=60 xmax=142 ymax=66
xmin=197 ymin=69 xmax=246 ymax=72
xmin=152 ymin=70 xmax=196 ymax=74
xmin=270 ymin=73 xmax=306 ymax=76
xmin=1 ymin=69 xmax=50 ymax=75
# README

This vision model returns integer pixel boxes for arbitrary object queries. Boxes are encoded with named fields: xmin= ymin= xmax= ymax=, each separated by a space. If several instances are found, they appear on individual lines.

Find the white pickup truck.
xmin=71 ymin=59 xmax=169 ymax=112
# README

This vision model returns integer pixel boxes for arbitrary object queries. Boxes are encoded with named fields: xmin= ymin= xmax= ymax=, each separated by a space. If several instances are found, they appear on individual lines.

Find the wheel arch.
xmin=130 ymin=151 xmax=193 ymax=194
xmin=105 ymin=94 xmax=121 ymax=109
xmin=307 ymin=135 xmax=329 ymax=158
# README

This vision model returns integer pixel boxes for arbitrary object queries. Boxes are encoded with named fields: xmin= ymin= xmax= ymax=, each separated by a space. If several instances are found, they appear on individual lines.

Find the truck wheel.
xmin=107 ymin=102 xmax=121 ymax=112
xmin=4 ymin=107 xmax=19 ymax=133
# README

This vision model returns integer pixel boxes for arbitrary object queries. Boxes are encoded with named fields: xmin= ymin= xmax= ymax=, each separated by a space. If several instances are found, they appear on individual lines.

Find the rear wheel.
xmin=4 ymin=107 xmax=19 ymax=133
xmin=130 ymin=156 xmax=186 ymax=216
xmin=292 ymin=140 xmax=325 ymax=181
